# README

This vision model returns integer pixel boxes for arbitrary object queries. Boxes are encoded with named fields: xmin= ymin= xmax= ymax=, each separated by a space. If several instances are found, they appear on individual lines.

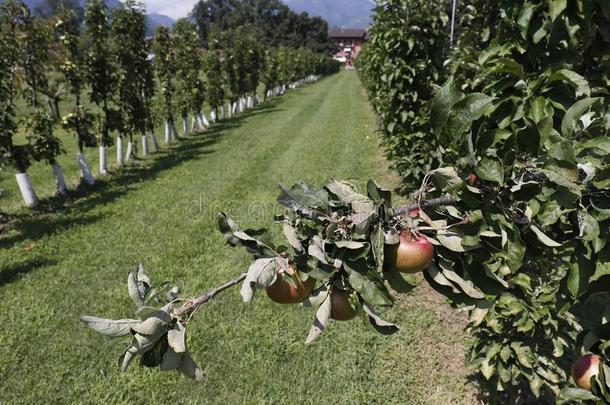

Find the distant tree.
xmin=83 ymin=0 xmax=116 ymax=175
xmin=173 ymin=19 xmax=205 ymax=135
xmin=55 ymin=6 xmax=97 ymax=185
xmin=0 ymin=1 xmax=41 ymax=206
xmin=203 ymin=31 xmax=227 ymax=121
xmin=36 ymin=0 xmax=84 ymax=23
xmin=191 ymin=0 xmax=336 ymax=53
xmin=111 ymin=0 xmax=149 ymax=164
xmin=17 ymin=2 xmax=69 ymax=198
xmin=152 ymin=25 xmax=178 ymax=143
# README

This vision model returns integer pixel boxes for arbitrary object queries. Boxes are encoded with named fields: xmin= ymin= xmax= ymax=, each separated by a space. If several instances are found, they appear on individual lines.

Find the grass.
xmin=0 ymin=71 xmax=475 ymax=404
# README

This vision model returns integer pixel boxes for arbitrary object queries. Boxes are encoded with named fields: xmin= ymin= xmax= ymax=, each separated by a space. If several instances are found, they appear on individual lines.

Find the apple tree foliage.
xmin=83 ymin=0 xmax=117 ymax=147
xmin=0 ymin=1 xmax=29 ymax=172
xmin=358 ymin=0 xmax=450 ymax=191
xmin=55 ymin=7 xmax=96 ymax=153
xmin=360 ymin=0 xmax=610 ymax=402
xmin=152 ymin=25 xmax=177 ymax=127
xmin=110 ymin=0 xmax=149 ymax=147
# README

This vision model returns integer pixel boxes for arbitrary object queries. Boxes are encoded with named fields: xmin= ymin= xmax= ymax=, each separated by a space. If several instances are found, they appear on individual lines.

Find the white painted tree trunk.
xmin=77 ymin=152 xmax=95 ymax=185
xmin=210 ymin=108 xmax=217 ymax=123
xmin=182 ymin=117 xmax=189 ymax=136
xmin=141 ymin=135 xmax=148 ymax=157
xmin=201 ymin=112 xmax=210 ymax=128
xmin=219 ymin=106 xmax=224 ymax=120
xmin=15 ymin=172 xmax=38 ymax=207
xmin=125 ymin=140 xmax=134 ymax=162
xmin=52 ymin=164 xmax=69 ymax=195
xmin=150 ymin=131 xmax=160 ymax=151
xmin=171 ymin=122 xmax=179 ymax=139
xmin=99 ymin=146 xmax=108 ymax=175
xmin=117 ymin=136 xmax=124 ymax=166
xmin=164 ymin=121 xmax=172 ymax=143
xmin=191 ymin=116 xmax=200 ymax=132
xmin=231 ymin=102 xmax=237 ymax=116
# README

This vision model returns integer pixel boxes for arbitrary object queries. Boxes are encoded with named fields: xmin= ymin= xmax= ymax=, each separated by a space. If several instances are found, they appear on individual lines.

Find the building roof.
xmin=328 ymin=28 xmax=367 ymax=39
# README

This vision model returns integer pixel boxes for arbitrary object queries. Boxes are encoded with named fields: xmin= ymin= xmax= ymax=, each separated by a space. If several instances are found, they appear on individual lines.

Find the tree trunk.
xmin=52 ymin=164 xmax=69 ymax=195
xmin=99 ymin=145 xmax=108 ymax=175
xmin=117 ymin=136 xmax=124 ymax=166
xmin=200 ymin=112 xmax=210 ymax=128
xmin=210 ymin=108 xmax=217 ymax=124
xmin=150 ymin=131 xmax=160 ymax=151
xmin=165 ymin=120 xmax=172 ymax=143
xmin=125 ymin=139 xmax=134 ymax=162
xmin=182 ymin=117 xmax=189 ymax=136
xmin=15 ymin=172 xmax=38 ymax=207
xmin=77 ymin=152 xmax=95 ymax=185
xmin=141 ymin=135 xmax=148 ymax=157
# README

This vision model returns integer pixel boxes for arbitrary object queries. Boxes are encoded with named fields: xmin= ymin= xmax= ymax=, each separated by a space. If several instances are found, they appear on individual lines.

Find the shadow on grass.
xmin=0 ymin=100 xmax=282 ymax=249
xmin=0 ymin=257 xmax=58 ymax=287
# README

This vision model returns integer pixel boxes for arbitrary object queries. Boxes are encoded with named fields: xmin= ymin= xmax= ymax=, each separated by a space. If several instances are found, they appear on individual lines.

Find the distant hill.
xmin=284 ymin=0 xmax=374 ymax=28
xmin=21 ymin=0 xmax=174 ymax=35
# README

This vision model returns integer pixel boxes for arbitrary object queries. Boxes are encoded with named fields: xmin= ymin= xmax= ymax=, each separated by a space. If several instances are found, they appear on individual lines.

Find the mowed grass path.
xmin=0 ymin=71 xmax=474 ymax=404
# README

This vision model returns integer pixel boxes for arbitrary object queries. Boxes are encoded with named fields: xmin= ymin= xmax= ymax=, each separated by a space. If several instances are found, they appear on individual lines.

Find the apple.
xmin=330 ymin=290 xmax=357 ymax=321
xmin=266 ymin=274 xmax=315 ymax=304
xmin=408 ymin=208 xmax=420 ymax=218
xmin=386 ymin=231 xmax=434 ymax=274
xmin=571 ymin=354 xmax=601 ymax=391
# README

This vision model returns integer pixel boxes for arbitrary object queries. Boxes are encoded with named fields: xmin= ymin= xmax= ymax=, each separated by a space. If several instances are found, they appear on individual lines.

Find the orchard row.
xmin=358 ymin=0 xmax=610 ymax=403
xmin=0 ymin=0 xmax=340 ymax=207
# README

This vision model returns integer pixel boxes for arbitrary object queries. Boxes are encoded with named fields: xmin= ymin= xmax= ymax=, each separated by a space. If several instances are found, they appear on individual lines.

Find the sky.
xmin=141 ymin=0 xmax=198 ymax=19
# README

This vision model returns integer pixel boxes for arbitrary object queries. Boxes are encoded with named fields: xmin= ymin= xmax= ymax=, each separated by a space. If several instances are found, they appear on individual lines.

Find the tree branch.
xmin=395 ymin=196 xmax=458 ymax=215
xmin=177 ymin=272 xmax=247 ymax=317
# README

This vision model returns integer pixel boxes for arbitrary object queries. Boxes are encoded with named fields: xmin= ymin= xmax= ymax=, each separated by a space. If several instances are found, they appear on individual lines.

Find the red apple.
xmin=393 ymin=231 xmax=434 ymax=273
xmin=571 ymin=354 xmax=601 ymax=391
xmin=408 ymin=208 xmax=420 ymax=218
xmin=467 ymin=173 xmax=477 ymax=185
xmin=330 ymin=290 xmax=357 ymax=321
xmin=266 ymin=275 xmax=315 ymax=304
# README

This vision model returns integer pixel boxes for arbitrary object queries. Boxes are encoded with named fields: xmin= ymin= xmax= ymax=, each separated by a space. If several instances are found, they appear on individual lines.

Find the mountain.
xmin=20 ymin=0 xmax=175 ymax=35
xmin=284 ymin=0 xmax=374 ymax=28
xmin=146 ymin=13 xmax=175 ymax=35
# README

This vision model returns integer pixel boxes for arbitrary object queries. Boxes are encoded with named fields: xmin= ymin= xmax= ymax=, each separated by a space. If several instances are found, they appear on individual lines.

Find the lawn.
xmin=0 ymin=71 xmax=475 ymax=404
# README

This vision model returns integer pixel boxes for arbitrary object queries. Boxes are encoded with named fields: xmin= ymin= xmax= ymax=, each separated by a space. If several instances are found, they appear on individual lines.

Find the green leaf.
xmin=366 ymin=179 xmax=392 ymax=205
xmin=240 ymin=258 xmax=277 ymax=303
xmin=305 ymin=291 xmax=332 ymax=344
xmin=430 ymin=82 xmax=464 ymax=135
xmin=442 ymin=267 xmax=485 ymax=299
xmin=282 ymin=223 xmax=303 ymax=252
xmin=561 ymin=98 xmax=602 ymax=137
xmin=344 ymin=260 xmax=393 ymax=306
xmin=132 ymin=309 xmax=171 ymax=336
xmin=443 ymin=94 xmax=495 ymax=143
xmin=80 ymin=316 xmax=140 ymax=338
xmin=549 ymin=0 xmax=567 ymax=21
xmin=127 ymin=271 xmax=145 ymax=307
xmin=362 ymin=302 xmax=400 ymax=335
xmin=178 ymin=351 xmax=205 ymax=382
xmin=557 ymin=388 xmax=599 ymax=404
xmin=530 ymin=225 xmax=562 ymax=247
xmin=578 ymin=211 xmax=600 ymax=241
xmin=167 ymin=323 xmax=187 ymax=353
xmin=550 ymin=69 xmax=590 ymax=97
xmin=324 ymin=179 xmax=369 ymax=205
xmin=476 ymin=157 xmax=504 ymax=185
xmin=277 ymin=182 xmax=329 ymax=216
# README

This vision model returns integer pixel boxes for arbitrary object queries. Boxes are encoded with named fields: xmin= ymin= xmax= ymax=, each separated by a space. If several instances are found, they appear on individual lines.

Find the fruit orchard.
xmin=0 ymin=0 xmax=340 ymax=208
xmin=1 ymin=0 xmax=609 ymax=404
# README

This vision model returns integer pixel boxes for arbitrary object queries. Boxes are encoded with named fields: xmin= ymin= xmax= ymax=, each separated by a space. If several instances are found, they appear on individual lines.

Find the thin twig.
xmin=176 ymin=272 xmax=247 ymax=317
xmin=395 ymin=196 xmax=459 ymax=215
